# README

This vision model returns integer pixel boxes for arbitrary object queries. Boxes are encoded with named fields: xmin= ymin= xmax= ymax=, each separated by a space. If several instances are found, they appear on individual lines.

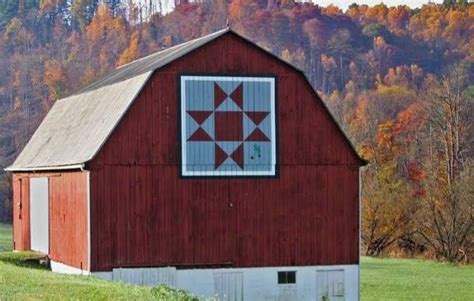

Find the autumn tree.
xmin=358 ymin=98 xmax=424 ymax=256
xmin=417 ymin=64 xmax=474 ymax=262
xmin=84 ymin=4 xmax=128 ymax=75
xmin=118 ymin=31 xmax=140 ymax=66
xmin=71 ymin=0 xmax=100 ymax=31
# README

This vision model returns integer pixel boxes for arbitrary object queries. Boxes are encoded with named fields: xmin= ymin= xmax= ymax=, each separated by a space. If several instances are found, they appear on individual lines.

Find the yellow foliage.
xmin=323 ymin=5 xmax=343 ymax=16
xmin=118 ymin=32 xmax=141 ymax=66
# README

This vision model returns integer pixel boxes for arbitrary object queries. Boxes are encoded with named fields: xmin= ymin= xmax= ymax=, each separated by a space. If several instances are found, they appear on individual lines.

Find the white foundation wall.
xmin=91 ymin=264 xmax=359 ymax=301
xmin=51 ymin=260 xmax=90 ymax=275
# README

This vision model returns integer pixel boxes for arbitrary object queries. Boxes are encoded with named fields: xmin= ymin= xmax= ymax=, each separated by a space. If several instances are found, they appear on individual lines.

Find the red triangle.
xmin=188 ymin=128 xmax=213 ymax=141
xmin=230 ymin=143 xmax=244 ymax=169
xmin=214 ymin=83 xmax=227 ymax=109
xmin=215 ymin=143 xmax=228 ymax=169
xmin=230 ymin=83 xmax=243 ymax=109
xmin=187 ymin=111 xmax=212 ymax=125
xmin=246 ymin=128 xmax=270 ymax=141
xmin=245 ymin=111 xmax=269 ymax=125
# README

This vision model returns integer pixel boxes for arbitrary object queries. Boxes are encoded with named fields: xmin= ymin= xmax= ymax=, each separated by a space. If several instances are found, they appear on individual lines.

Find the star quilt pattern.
xmin=180 ymin=76 xmax=276 ymax=176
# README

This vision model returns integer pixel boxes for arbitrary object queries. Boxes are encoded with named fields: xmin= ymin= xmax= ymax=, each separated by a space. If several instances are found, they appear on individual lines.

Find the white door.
xmin=316 ymin=270 xmax=345 ymax=301
xmin=214 ymin=272 xmax=243 ymax=301
xmin=30 ymin=177 xmax=49 ymax=254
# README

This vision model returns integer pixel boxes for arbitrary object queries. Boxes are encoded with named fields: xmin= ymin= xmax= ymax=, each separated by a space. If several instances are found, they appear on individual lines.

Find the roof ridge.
xmin=116 ymin=28 xmax=230 ymax=70
xmin=75 ymin=28 xmax=230 ymax=94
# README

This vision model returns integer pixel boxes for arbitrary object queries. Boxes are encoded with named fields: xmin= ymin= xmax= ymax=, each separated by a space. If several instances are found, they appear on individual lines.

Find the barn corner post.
xmin=358 ymin=166 xmax=362 ymax=301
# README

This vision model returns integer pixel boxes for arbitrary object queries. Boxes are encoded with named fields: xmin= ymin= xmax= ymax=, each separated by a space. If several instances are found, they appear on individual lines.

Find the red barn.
xmin=7 ymin=29 xmax=366 ymax=300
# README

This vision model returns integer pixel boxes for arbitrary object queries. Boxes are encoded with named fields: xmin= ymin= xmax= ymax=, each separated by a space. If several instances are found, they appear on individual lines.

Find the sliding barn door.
xmin=214 ymin=271 xmax=244 ymax=301
xmin=316 ymin=270 xmax=345 ymax=301
xmin=29 ymin=177 xmax=49 ymax=254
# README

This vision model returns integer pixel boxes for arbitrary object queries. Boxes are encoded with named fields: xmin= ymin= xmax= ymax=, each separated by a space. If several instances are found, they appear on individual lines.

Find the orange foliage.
xmin=40 ymin=0 xmax=66 ymax=14
xmin=322 ymin=4 xmax=343 ymax=16
xmin=365 ymin=3 xmax=389 ymax=24
xmin=376 ymin=120 xmax=397 ymax=148
xmin=44 ymin=59 xmax=67 ymax=99
xmin=408 ymin=161 xmax=426 ymax=183
xmin=387 ymin=6 xmax=410 ymax=36
xmin=118 ymin=31 xmax=141 ymax=66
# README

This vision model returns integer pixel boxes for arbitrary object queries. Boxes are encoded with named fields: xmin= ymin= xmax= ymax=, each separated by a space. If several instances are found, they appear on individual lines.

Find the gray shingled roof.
xmin=6 ymin=73 xmax=151 ymax=171
xmin=6 ymin=29 xmax=230 ymax=171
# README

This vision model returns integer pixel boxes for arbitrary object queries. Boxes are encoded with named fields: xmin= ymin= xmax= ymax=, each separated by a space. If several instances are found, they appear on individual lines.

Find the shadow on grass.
xmin=0 ymin=252 xmax=49 ymax=270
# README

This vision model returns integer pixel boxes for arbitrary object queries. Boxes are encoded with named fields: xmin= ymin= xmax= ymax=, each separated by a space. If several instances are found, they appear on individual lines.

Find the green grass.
xmin=361 ymin=256 xmax=474 ymax=300
xmin=0 ymin=252 xmax=158 ymax=300
xmin=0 ymin=223 xmax=196 ymax=300
xmin=0 ymin=223 xmax=473 ymax=300
xmin=0 ymin=251 xmax=198 ymax=300
xmin=0 ymin=223 xmax=12 ymax=252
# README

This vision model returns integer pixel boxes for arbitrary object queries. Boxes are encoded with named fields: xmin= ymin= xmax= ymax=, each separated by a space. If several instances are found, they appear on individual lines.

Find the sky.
xmin=134 ymin=0 xmax=445 ymax=16
xmin=309 ymin=1 xmax=443 ymax=9
xmin=136 ymin=0 xmax=445 ymax=12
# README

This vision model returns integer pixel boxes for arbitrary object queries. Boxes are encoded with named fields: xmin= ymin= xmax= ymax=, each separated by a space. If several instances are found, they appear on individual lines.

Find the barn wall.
xmin=11 ymin=171 xmax=89 ymax=270
xmin=89 ymin=34 xmax=360 ymax=271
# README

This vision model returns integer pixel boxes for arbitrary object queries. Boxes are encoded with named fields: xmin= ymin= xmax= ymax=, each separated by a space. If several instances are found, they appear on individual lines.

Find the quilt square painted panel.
xmin=180 ymin=76 xmax=276 ymax=176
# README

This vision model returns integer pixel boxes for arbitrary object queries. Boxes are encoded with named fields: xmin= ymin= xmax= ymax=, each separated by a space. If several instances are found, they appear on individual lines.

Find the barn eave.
xmin=4 ymin=163 xmax=85 ymax=172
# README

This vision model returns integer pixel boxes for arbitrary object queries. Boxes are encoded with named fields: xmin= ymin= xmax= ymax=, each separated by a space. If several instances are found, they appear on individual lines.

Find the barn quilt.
xmin=180 ymin=76 xmax=276 ymax=176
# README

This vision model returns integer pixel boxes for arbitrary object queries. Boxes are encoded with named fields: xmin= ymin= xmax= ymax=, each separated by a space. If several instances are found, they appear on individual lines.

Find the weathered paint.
xmin=88 ymin=34 xmax=361 ymax=271
xmin=12 ymin=172 xmax=89 ymax=270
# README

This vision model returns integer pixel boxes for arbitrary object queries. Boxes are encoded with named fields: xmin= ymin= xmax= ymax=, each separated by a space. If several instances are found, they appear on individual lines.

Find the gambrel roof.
xmin=6 ymin=28 xmax=365 ymax=172
xmin=6 ymin=29 xmax=230 ymax=171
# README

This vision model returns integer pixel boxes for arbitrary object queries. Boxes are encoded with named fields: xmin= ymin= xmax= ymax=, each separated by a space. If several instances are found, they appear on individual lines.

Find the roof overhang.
xmin=5 ymin=163 xmax=85 ymax=172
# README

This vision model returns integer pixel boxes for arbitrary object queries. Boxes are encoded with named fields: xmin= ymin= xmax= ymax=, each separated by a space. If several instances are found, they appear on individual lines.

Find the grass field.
xmin=0 ymin=223 xmax=473 ymax=300
xmin=361 ymin=256 xmax=473 ymax=300
xmin=0 ymin=223 xmax=12 ymax=252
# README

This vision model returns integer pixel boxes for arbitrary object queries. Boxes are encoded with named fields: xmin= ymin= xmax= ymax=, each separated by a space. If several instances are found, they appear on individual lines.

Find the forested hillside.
xmin=0 ymin=0 xmax=472 ymax=262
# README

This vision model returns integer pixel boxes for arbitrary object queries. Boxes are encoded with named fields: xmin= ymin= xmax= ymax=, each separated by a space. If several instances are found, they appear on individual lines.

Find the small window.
xmin=278 ymin=271 xmax=296 ymax=284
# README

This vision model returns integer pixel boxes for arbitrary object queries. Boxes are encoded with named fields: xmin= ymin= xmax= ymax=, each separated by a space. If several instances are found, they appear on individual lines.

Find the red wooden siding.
xmin=89 ymin=33 xmax=360 ymax=271
xmin=12 ymin=172 xmax=89 ymax=270
xmin=12 ymin=174 xmax=30 ymax=251
xmin=49 ymin=172 xmax=89 ymax=270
